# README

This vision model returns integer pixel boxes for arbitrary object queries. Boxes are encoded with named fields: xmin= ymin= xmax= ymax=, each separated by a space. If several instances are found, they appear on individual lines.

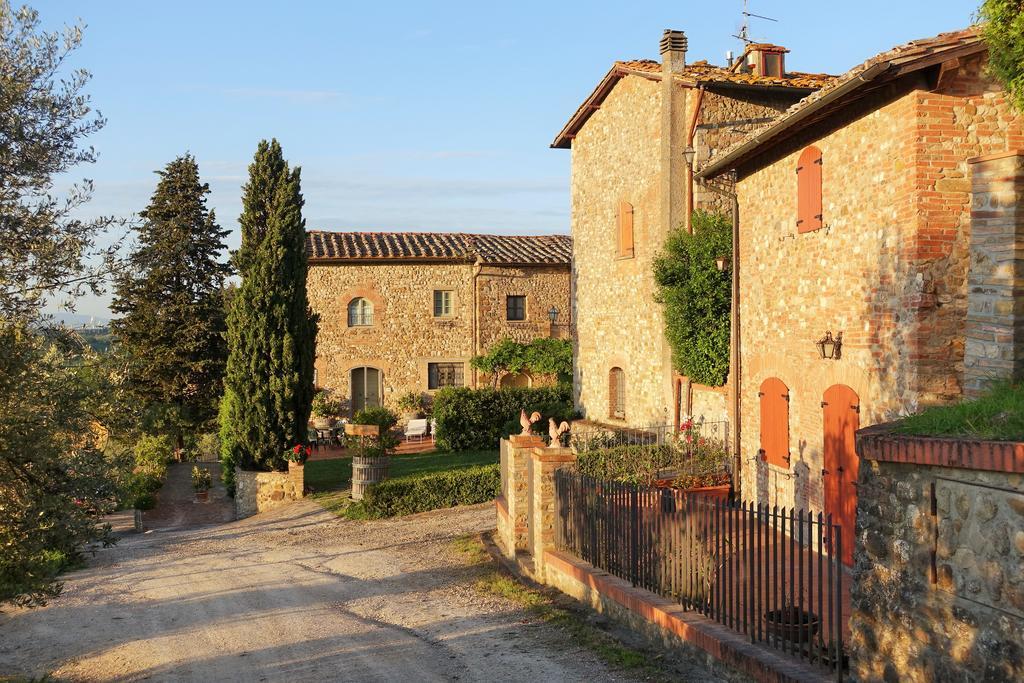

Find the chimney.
xmin=660 ymin=29 xmax=687 ymax=74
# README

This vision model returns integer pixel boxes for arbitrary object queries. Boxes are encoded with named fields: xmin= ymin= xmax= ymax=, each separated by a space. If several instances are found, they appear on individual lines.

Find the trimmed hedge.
xmin=432 ymin=385 xmax=574 ymax=452
xmin=358 ymin=464 xmax=500 ymax=518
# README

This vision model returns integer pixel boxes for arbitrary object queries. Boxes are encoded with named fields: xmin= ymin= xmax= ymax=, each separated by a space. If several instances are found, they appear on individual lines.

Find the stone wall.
xmin=571 ymin=74 xmax=671 ymax=428
xmin=964 ymin=150 xmax=1024 ymax=395
xmin=736 ymin=54 xmax=1024 ymax=510
xmin=234 ymin=464 xmax=305 ymax=519
xmin=307 ymin=260 xmax=569 ymax=411
xmin=850 ymin=431 xmax=1024 ymax=682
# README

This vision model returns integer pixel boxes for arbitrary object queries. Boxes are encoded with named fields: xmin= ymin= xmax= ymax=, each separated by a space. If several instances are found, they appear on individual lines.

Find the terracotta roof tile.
xmin=702 ymin=26 xmax=985 ymax=175
xmin=306 ymin=231 xmax=572 ymax=266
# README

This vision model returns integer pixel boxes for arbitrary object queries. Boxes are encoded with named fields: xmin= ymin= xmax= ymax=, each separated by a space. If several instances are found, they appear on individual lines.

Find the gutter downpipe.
xmin=731 ymin=188 xmax=741 ymax=493
xmin=685 ymin=86 xmax=706 ymax=233
xmin=472 ymin=260 xmax=481 ymax=388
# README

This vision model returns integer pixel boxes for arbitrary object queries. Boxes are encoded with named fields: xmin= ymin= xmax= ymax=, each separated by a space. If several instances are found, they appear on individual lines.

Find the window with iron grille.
xmin=428 ymin=362 xmax=464 ymax=390
xmin=609 ymin=367 xmax=625 ymax=419
xmin=433 ymin=290 xmax=453 ymax=317
xmin=347 ymin=297 xmax=374 ymax=327
xmin=506 ymin=295 xmax=526 ymax=321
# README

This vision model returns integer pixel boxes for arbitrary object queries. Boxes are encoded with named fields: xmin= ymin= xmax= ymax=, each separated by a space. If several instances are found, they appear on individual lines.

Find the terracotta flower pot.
xmin=195 ymin=490 xmax=209 ymax=502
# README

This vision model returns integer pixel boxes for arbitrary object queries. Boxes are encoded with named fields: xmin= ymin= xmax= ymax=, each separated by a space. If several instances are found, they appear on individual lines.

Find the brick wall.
xmin=736 ymin=54 xmax=1024 ymax=510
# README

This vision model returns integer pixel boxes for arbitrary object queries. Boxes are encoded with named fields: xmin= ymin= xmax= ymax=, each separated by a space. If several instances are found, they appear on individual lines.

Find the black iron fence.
xmin=554 ymin=470 xmax=847 ymax=680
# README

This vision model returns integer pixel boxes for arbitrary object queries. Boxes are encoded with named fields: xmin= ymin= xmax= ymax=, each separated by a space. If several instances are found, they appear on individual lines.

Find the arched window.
xmin=609 ymin=367 xmax=626 ymax=419
xmin=796 ymin=146 xmax=823 ymax=233
xmin=347 ymin=297 xmax=374 ymax=327
xmin=759 ymin=377 xmax=790 ymax=468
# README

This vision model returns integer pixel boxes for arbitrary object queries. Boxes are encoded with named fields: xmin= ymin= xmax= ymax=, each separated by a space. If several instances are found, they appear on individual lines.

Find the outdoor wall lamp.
xmin=683 ymin=146 xmax=696 ymax=168
xmin=548 ymin=306 xmax=560 ymax=323
xmin=816 ymin=331 xmax=843 ymax=360
xmin=715 ymin=255 xmax=728 ymax=272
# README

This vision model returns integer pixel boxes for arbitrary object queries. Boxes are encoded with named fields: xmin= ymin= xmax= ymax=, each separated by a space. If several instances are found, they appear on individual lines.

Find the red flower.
xmin=293 ymin=444 xmax=301 ymax=454
xmin=304 ymin=446 xmax=312 ymax=456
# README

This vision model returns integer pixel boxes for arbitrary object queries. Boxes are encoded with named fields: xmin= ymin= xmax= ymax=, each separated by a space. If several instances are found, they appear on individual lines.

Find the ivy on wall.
xmin=653 ymin=210 xmax=732 ymax=387
xmin=470 ymin=337 xmax=573 ymax=387
xmin=979 ymin=0 xmax=1024 ymax=112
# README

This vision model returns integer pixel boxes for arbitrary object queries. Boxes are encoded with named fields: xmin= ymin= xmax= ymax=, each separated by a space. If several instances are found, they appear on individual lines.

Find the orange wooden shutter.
xmin=759 ymin=377 xmax=790 ymax=468
xmin=618 ymin=201 xmax=634 ymax=257
xmin=797 ymin=146 xmax=822 ymax=233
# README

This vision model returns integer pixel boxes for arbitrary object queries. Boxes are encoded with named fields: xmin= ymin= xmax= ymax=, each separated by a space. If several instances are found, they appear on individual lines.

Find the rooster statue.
xmin=548 ymin=418 xmax=570 ymax=448
xmin=519 ymin=409 xmax=542 ymax=436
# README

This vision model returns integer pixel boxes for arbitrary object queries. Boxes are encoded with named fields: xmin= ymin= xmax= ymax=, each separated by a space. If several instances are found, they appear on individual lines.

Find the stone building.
xmin=697 ymin=27 xmax=1024 ymax=560
xmin=551 ymin=30 xmax=833 ymax=430
xmin=305 ymin=231 xmax=571 ymax=414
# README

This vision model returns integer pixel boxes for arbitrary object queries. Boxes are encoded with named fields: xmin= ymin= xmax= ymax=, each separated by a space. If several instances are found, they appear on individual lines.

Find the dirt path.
xmin=0 ymin=502 xmax=717 ymax=682
xmin=141 ymin=462 xmax=235 ymax=530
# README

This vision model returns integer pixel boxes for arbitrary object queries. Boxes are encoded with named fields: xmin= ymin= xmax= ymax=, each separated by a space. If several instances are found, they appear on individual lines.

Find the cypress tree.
xmin=221 ymin=139 xmax=317 ymax=477
xmin=111 ymin=155 xmax=231 ymax=451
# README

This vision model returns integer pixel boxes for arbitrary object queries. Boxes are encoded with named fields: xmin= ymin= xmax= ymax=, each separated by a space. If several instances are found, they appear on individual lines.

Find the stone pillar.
xmin=497 ymin=435 xmax=545 ymax=558
xmin=965 ymin=150 xmax=1024 ymax=396
xmin=529 ymin=446 xmax=576 ymax=581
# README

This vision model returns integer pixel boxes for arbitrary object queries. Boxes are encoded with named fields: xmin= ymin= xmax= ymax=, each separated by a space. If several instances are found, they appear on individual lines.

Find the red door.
xmin=822 ymin=384 xmax=860 ymax=566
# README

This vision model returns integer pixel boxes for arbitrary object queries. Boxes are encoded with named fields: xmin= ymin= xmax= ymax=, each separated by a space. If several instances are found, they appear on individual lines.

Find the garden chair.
xmin=405 ymin=418 xmax=429 ymax=442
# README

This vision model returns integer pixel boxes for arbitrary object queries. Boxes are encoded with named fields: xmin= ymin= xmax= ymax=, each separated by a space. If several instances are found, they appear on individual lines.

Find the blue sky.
xmin=34 ymin=0 xmax=978 ymax=318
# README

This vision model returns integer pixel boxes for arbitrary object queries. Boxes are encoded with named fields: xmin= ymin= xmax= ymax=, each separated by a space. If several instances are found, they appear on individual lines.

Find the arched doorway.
xmin=822 ymin=384 xmax=860 ymax=567
xmin=500 ymin=372 xmax=531 ymax=389
xmin=351 ymin=366 xmax=382 ymax=415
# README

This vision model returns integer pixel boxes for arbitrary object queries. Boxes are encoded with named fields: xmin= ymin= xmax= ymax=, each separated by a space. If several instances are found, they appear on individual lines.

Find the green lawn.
xmin=305 ymin=449 xmax=499 ymax=493
xmin=895 ymin=381 xmax=1024 ymax=441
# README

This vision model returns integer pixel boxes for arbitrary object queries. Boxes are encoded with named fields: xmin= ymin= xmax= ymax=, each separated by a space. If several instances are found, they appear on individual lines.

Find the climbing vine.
xmin=470 ymin=337 xmax=572 ymax=387
xmin=653 ymin=210 xmax=732 ymax=386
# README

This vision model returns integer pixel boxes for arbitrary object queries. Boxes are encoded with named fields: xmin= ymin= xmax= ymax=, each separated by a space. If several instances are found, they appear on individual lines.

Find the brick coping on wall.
xmin=543 ymin=550 xmax=831 ymax=683
xmin=856 ymin=422 xmax=1024 ymax=474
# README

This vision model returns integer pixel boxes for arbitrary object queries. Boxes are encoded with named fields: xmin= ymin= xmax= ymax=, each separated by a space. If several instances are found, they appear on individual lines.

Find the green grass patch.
xmin=452 ymin=536 xmax=664 ymax=677
xmin=306 ymin=450 xmax=500 ymax=518
xmin=895 ymin=382 xmax=1024 ymax=441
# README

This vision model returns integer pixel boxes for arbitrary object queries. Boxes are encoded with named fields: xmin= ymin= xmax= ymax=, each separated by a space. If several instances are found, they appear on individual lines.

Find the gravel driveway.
xmin=0 ymin=501 xmax=681 ymax=682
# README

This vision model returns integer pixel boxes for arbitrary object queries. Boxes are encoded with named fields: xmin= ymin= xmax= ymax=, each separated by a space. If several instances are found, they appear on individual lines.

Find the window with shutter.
xmin=796 ymin=146 xmax=823 ymax=233
xmin=609 ymin=367 xmax=626 ymax=419
xmin=759 ymin=377 xmax=790 ymax=468
xmin=617 ymin=201 xmax=634 ymax=258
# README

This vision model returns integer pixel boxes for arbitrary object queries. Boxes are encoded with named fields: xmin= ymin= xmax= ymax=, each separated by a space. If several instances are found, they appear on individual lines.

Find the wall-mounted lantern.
xmin=548 ymin=306 xmax=560 ymax=323
xmin=715 ymin=255 xmax=728 ymax=272
xmin=683 ymin=146 xmax=696 ymax=168
xmin=816 ymin=331 xmax=843 ymax=360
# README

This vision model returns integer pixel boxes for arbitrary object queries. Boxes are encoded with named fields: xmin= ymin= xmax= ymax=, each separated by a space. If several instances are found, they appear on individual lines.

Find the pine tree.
xmin=110 ymin=155 xmax=231 ymax=451
xmin=221 ymin=140 xmax=317 ymax=477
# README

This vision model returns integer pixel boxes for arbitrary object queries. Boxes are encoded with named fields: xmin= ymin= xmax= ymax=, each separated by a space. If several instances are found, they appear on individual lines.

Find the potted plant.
xmin=311 ymin=390 xmax=341 ymax=429
xmin=764 ymin=605 xmax=821 ymax=644
xmin=396 ymin=391 xmax=426 ymax=421
xmin=284 ymin=443 xmax=312 ymax=467
xmin=191 ymin=465 xmax=212 ymax=502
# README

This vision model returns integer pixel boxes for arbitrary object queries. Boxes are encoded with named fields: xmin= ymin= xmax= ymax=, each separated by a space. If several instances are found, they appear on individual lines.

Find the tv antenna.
xmin=732 ymin=0 xmax=777 ymax=45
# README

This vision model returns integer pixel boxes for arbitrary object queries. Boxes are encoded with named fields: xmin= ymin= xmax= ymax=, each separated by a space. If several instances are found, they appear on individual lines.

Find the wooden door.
xmin=822 ymin=384 xmax=860 ymax=566
xmin=351 ymin=367 xmax=382 ymax=414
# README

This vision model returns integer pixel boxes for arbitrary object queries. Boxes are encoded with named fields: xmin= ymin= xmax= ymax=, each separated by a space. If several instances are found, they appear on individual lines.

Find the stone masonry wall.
xmin=849 ymin=457 xmax=1024 ymax=682
xmin=964 ymin=150 xmax=1024 ymax=395
xmin=736 ymin=55 xmax=1024 ymax=510
xmin=571 ymin=74 xmax=670 ymax=427
xmin=308 ymin=260 xmax=569 ymax=411
xmin=234 ymin=464 xmax=304 ymax=519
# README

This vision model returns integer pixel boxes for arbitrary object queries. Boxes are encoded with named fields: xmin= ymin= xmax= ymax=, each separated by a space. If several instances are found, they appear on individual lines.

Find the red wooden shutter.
xmin=796 ymin=146 xmax=823 ymax=233
xmin=759 ymin=377 xmax=790 ymax=468
xmin=618 ymin=201 xmax=634 ymax=257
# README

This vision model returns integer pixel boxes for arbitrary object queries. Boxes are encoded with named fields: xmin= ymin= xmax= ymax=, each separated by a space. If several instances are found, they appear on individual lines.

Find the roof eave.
xmin=551 ymin=66 xmax=662 ymax=149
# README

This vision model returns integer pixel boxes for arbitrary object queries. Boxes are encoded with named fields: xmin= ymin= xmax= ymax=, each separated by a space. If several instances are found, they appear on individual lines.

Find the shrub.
xmin=576 ymin=437 xmax=731 ymax=488
xmin=195 ymin=432 xmax=220 ymax=462
xmin=433 ymin=385 xmax=574 ymax=452
xmin=191 ymin=466 xmax=212 ymax=492
xmin=653 ymin=210 xmax=732 ymax=386
xmin=396 ymin=391 xmax=428 ymax=414
xmin=353 ymin=406 xmax=399 ymax=432
xmin=471 ymin=337 xmax=573 ymax=387
xmin=311 ymin=390 xmax=342 ymax=418
xmin=356 ymin=464 xmax=500 ymax=518
xmin=979 ymin=0 xmax=1024 ymax=112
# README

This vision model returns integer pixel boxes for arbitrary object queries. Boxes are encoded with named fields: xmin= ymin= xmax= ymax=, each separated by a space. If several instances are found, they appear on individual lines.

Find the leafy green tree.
xmin=0 ymin=2 xmax=121 ymax=607
xmin=221 ymin=140 xmax=318 ymax=480
xmin=110 ymin=155 xmax=231 ymax=453
xmin=979 ymin=0 xmax=1024 ymax=111
xmin=653 ymin=211 xmax=732 ymax=386
xmin=471 ymin=337 xmax=573 ymax=387
xmin=0 ymin=2 xmax=120 ymax=322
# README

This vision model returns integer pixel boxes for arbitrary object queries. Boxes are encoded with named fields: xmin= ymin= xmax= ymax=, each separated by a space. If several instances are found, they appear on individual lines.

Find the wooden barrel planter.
xmin=351 ymin=455 xmax=389 ymax=501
